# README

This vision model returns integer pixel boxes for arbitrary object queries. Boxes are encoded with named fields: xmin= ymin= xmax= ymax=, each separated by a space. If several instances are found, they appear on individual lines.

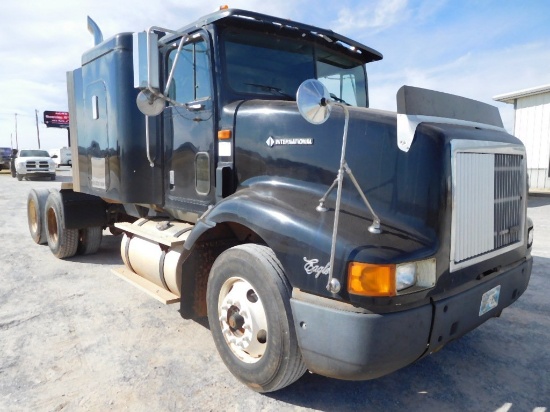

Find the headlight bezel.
xmin=348 ymin=258 xmax=436 ymax=297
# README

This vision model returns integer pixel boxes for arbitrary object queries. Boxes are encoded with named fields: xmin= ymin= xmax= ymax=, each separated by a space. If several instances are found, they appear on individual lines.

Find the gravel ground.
xmin=0 ymin=168 xmax=548 ymax=411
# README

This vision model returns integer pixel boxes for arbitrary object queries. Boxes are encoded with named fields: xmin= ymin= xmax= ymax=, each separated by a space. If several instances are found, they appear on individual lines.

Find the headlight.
xmin=348 ymin=258 xmax=436 ymax=297
xmin=527 ymin=227 xmax=534 ymax=249
xmin=396 ymin=263 xmax=416 ymax=291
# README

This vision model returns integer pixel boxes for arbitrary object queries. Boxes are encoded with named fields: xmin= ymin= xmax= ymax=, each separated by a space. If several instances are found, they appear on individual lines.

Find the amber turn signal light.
xmin=348 ymin=262 xmax=396 ymax=297
xmin=218 ymin=129 xmax=232 ymax=140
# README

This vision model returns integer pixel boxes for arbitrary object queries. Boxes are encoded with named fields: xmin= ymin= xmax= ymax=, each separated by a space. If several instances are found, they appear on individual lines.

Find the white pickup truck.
xmin=15 ymin=149 xmax=56 ymax=181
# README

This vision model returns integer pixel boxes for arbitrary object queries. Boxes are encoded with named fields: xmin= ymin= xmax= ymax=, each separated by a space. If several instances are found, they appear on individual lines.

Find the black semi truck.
xmin=26 ymin=8 xmax=533 ymax=392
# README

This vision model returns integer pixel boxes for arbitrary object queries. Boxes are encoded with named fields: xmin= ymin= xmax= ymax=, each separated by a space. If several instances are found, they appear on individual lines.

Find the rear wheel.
xmin=27 ymin=188 xmax=52 ymax=244
xmin=77 ymin=227 xmax=103 ymax=255
xmin=45 ymin=191 xmax=78 ymax=259
xmin=206 ymin=244 xmax=306 ymax=392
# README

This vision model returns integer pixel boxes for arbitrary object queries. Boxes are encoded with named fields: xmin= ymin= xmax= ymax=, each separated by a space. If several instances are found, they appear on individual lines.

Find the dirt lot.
xmin=0 ymin=168 xmax=548 ymax=411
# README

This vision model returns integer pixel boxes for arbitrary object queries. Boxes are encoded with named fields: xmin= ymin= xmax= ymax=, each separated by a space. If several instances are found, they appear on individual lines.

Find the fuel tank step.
xmin=111 ymin=266 xmax=180 ymax=304
xmin=115 ymin=218 xmax=194 ymax=298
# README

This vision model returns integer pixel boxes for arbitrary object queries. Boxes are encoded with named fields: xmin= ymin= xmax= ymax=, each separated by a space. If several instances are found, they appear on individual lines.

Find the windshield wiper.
xmin=244 ymin=83 xmax=294 ymax=99
xmin=330 ymin=93 xmax=351 ymax=106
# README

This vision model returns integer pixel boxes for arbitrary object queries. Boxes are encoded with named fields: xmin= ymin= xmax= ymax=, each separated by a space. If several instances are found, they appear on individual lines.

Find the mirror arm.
xmin=296 ymin=78 xmax=383 ymax=295
xmin=325 ymin=102 xmax=350 ymax=293
xmin=145 ymin=115 xmax=155 ymax=168
xmin=164 ymin=36 xmax=186 ymax=96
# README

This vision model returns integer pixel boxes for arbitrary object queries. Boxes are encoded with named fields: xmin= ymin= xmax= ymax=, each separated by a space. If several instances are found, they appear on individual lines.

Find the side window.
xmin=167 ymin=37 xmax=211 ymax=103
xmin=195 ymin=152 xmax=210 ymax=195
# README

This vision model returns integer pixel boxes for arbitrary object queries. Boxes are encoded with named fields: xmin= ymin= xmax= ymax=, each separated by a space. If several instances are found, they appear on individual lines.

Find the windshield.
xmin=222 ymin=28 xmax=367 ymax=107
xmin=20 ymin=150 xmax=50 ymax=157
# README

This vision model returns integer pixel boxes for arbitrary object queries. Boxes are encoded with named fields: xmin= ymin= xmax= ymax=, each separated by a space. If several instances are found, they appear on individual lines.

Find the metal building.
xmin=494 ymin=85 xmax=550 ymax=191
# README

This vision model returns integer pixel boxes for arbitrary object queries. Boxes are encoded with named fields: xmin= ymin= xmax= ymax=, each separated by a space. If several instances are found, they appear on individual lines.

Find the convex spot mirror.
xmin=296 ymin=79 xmax=332 ymax=125
xmin=136 ymin=90 xmax=165 ymax=116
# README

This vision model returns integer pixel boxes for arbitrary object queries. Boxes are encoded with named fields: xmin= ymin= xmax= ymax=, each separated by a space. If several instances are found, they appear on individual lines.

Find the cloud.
xmin=368 ymin=40 xmax=550 ymax=132
xmin=0 ymin=0 xmax=309 ymax=149
xmin=1 ymin=1 xmax=549 ymax=148
xmin=333 ymin=0 xmax=409 ymax=33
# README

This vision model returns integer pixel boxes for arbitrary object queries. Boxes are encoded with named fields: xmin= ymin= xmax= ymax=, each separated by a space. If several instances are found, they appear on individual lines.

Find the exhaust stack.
xmin=87 ymin=16 xmax=103 ymax=46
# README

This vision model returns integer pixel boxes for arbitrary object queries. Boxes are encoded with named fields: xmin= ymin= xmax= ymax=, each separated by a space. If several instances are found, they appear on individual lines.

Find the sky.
xmin=0 ymin=0 xmax=549 ymax=150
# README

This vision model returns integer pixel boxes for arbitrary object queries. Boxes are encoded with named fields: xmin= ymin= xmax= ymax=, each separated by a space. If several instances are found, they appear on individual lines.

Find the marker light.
xmin=348 ymin=263 xmax=396 ymax=297
xmin=218 ymin=129 xmax=232 ymax=140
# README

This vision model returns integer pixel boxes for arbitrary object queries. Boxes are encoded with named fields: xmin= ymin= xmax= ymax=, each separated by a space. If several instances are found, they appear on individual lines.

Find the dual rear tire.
xmin=27 ymin=189 xmax=103 ymax=258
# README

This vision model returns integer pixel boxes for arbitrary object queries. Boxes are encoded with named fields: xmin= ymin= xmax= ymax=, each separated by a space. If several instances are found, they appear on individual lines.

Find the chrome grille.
xmin=25 ymin=161 xmax=49 ymax=170
xmin=494 ymin=154 xmax=523 ymax=248
xmin=451 ymin=144 xmax=525 ymax=272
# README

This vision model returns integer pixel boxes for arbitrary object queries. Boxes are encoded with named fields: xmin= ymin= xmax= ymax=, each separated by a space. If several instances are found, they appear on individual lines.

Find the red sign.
xmin=44 ymin=111 xmax=69 ymax=128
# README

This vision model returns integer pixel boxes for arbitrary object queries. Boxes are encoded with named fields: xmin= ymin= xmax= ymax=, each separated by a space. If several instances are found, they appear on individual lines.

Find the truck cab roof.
xmin=168 ymin=8 xmax=383 ymax=64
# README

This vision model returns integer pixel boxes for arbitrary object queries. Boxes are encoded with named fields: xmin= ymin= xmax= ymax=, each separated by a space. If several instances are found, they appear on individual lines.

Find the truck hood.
xmin=232 ymin=100 xmax=444 ymax=261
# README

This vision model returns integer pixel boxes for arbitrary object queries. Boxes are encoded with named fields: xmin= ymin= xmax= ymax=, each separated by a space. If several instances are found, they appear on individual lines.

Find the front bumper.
xmin=290 ymin=257 xmax=532 ymax=381
xmin=20 ymin=171 xmax=56 ymax=178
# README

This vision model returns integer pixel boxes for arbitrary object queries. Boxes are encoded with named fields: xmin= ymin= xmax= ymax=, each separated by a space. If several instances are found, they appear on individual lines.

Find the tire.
xmin=206 ymin=244 xmax=306 ymax=392
xmin=77 ymin=226 xmax=103 ymax=255
xmin=45 ymin=191 xmax=79 ymax=259
xmin=27 ymin=188 xmax=52 ymax=244
xmin=16 ymin=173 xmax=22 ymax=181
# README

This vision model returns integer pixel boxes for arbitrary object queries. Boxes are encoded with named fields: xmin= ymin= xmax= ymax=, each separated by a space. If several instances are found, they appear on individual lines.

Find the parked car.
xmin=14 ymin=149 xmax=56 ymax=181
xmin=0 ymin=147 xmax=11 ymax=171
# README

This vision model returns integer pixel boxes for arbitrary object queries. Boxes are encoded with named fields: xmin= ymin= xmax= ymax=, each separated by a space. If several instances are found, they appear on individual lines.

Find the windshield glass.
xmin=20 ymin=150 xmax=50 ymax=157
xmin=222 ymin=28 xmax=367 ymax=107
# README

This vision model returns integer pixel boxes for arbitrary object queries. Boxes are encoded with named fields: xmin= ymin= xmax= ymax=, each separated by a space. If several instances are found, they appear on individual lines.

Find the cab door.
xmin=163 ymin=32 xmax=216 ymax=216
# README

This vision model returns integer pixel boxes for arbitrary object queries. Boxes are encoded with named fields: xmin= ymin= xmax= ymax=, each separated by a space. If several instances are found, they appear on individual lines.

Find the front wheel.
xmin=206 ymin=244 xmax=306 ymax=392
xmin=16 ymin=173 xmax=22 ymax=181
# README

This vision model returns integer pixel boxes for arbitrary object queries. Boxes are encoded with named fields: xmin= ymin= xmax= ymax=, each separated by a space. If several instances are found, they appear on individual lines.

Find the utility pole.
xmin=10 ymin=133 xmax=13 ymax=149
xmin=14 ymin=113 xmax=18 ymax=150
xmin=35 ymin=109 xmax=41 ymax=149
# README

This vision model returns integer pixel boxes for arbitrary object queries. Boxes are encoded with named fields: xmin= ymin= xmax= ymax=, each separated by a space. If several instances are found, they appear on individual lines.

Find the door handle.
xmin=186 ymin=103 xmax=204 ymax=111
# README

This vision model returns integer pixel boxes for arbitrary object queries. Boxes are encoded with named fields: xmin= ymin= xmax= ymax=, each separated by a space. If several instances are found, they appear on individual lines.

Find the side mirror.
xmin=133 ymin=31 xmax=160 ymax=91
xmin=133 ymin=31 xmax=165 ymax=116
xmin=51 ymin=154 xmax=58 ymax=159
